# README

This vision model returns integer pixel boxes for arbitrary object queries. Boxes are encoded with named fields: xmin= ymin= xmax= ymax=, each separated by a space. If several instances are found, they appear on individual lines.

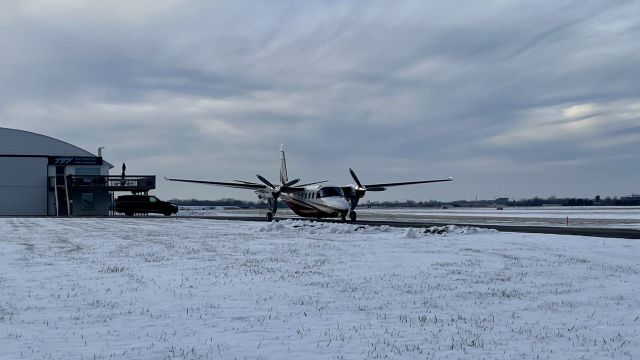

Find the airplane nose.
xmin=325 ymin=198 xmax=350 ymax=211
xmin=339 ymin=199 xmax=350 ymax=211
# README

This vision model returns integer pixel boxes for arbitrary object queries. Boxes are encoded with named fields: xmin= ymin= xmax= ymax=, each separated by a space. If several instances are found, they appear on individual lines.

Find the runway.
xmin=175 ymin=214 xmax=640 ymax=239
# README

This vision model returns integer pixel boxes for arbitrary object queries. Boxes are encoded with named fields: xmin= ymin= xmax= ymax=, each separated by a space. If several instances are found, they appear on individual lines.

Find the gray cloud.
xmin=1 ymin=0 xmax=639 ymax=201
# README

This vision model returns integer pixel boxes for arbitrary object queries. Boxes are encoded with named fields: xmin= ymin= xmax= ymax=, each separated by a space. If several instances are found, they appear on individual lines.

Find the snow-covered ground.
xmin=1 ymin=218 xmax=638 ymax=359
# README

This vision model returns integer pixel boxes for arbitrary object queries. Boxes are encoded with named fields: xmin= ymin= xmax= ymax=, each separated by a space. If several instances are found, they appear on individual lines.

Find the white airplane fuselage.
xmin=278 ymin=185 xmax=350 ymax=218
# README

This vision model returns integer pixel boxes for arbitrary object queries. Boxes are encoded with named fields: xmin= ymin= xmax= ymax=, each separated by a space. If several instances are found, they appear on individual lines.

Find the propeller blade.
xmin=256 ymin=174 xmax=276 ymax=189
xmin=349 ymin=168 xmax=363 ymax=188
xmin=283 ymin=178 xmax=300 ymax=187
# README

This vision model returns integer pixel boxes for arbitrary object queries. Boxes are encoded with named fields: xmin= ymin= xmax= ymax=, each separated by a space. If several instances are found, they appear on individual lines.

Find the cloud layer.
xmin=2 ymin=0 xmax=639 ymax=201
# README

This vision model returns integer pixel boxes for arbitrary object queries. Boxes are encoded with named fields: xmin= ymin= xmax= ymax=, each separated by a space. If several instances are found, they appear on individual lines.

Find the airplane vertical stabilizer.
xmin=280 ymin=144 xmax=288 ymax=185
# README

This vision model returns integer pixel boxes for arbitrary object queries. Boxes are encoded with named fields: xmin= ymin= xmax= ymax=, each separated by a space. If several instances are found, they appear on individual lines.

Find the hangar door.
xmin=0 ymin=157 xmax=48 ymax=215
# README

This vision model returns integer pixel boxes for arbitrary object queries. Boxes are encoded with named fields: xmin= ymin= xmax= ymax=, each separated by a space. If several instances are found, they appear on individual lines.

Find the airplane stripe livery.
xmin=165 ymin=145 xmax=453 ymax=222
xmin=280 ymin=193 xmax=349 ymax=217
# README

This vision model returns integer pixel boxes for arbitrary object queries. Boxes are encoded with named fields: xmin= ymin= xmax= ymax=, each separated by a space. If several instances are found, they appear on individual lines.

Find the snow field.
xmin=0 ymin=218 xmax=638 ymax=359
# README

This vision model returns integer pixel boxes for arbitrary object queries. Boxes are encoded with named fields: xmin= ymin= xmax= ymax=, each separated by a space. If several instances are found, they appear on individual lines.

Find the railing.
xmin=62 ymin=175 xmax=156 ymax=191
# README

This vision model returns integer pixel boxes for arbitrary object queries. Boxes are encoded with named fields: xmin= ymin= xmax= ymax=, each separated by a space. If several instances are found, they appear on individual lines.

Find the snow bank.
xmin=427 ymin=224 xmax=498 ymax=235
xmin=403 ymin=225 xmax=496 ymax=238
xmin=259 ymin=220 xmax=496 ymax=238
xmin=259 ymin=219 xmax=391 ymax=234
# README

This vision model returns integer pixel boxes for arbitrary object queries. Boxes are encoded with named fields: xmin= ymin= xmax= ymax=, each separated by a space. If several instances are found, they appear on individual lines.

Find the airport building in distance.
xmin=0 ymin=127 xmax=155 ymax=216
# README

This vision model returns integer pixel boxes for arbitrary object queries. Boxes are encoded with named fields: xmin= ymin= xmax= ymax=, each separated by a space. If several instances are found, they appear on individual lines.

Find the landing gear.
xmin=266 ymin=197 xmax=278 ymax=222
xmin=349 ymin=210 xmax=357 ymax=222
xmin=340 ymin=213 xmax=347 ymax=223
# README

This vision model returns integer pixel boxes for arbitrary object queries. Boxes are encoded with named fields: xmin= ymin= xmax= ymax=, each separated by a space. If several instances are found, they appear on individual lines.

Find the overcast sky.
xmin=1 ymin=0 xmax=639 ymax=201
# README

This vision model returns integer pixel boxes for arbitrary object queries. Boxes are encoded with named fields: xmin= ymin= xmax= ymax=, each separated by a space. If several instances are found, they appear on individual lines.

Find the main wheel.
xmin=349 ymin=211 xmax=357 ymax=222
xmin=266 ymin=212 xmax=273 ymax=222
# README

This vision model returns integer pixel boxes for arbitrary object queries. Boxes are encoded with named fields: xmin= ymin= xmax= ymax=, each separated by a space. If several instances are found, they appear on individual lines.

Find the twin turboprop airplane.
xmin=165 ymin=145 xmax=453 ymax=222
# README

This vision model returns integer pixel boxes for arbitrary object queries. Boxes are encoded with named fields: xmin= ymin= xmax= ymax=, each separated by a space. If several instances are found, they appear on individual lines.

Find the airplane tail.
xmin=280 ymin=144 xmax=288 ymax=185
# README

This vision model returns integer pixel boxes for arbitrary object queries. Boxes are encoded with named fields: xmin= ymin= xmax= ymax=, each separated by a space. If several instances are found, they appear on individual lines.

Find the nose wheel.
xmin=349 ymin=210 xmax=357 ymax=222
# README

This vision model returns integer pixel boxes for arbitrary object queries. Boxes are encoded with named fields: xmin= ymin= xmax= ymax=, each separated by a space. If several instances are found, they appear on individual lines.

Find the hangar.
xmin=0 ymin=127 xmax=155 ymax=216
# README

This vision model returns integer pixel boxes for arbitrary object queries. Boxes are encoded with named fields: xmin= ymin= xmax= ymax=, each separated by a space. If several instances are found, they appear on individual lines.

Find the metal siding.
xmin=0 ymin=127 xmax=114 ymax=169
xmin=0 ymin=127 xmax=95 ymax=157
xmin=0 ymin=157 xmax=48 ymax=215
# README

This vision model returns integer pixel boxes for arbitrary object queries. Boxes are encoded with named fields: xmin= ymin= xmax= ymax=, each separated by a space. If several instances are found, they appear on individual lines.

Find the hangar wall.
xmin=0 ymin=157 xmax=48 ymax=215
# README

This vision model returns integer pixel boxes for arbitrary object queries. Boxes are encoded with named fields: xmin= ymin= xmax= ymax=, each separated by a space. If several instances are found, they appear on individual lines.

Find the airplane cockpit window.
xmin=318 ymin=187 xmax=344 ymax=198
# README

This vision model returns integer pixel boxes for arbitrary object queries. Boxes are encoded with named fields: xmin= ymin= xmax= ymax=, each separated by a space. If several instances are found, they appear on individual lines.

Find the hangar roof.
xmin=0 ymin=127 xmax=114 ymax=168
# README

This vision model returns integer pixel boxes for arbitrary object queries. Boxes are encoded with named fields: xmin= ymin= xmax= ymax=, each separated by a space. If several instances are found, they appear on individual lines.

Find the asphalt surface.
xmin=175 ymin=215 xmax=640 ymax=240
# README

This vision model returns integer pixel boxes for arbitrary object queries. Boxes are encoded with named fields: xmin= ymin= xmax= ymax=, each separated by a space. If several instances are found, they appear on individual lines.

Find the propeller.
xmin=255 ymin=174 xmax=301 ymax=217
xmin=349 ymin=168 xmax=370 ymax=195
xmin=346 ymin=168 xmax=367 ymax=210
xmin=256 ymin=174 xmax=280 ymax=216
xmin=256 ymin=174 xmax=300 ymax=191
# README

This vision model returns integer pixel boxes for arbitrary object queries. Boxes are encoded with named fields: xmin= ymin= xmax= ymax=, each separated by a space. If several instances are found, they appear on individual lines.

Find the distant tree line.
xmin=170 ymin=195 xmax=640 ymax=208
xmin=367 ymin=195 xmax=640 ymax=208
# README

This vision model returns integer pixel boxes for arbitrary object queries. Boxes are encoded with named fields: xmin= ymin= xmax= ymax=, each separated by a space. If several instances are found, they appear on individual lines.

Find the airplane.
xmin=165 ymin=145 xmax=453 ymax=222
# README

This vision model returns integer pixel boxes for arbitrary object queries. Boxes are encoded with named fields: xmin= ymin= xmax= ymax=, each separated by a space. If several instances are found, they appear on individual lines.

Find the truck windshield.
xmin=318 ymin=187 xmax=344 ymax=198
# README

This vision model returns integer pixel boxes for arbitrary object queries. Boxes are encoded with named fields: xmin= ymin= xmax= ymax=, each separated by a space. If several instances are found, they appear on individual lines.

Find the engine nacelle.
xmin=255 ymin=190 xmax=274 ymax=199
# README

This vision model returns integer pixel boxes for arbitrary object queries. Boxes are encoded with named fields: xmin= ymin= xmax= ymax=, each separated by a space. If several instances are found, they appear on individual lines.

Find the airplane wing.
xmin=362 ymin=177 xmax=453 ymax=191
xmin=164 ymin=177 xmax=266 ymax=190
